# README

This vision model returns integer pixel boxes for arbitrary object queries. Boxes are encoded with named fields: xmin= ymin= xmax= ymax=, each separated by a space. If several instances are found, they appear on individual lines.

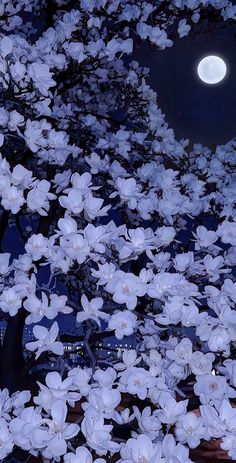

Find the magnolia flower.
xmin=35 ymin=372 xmax=79 ymax=412
xmin=25 ymin=292 xmax=72 ymax=324
xmin=25 ymin=233 xmax=48 ymax=261
xmin=0 ymin=36 xmax=13 ymax=57
xmin=43 ymin=399 xmax=80 ymax=459
xmin=132 ymin=406 xmax=161 ymax=439
xmin=0 ymin=287 xmax=22 ymax=316
xmin=28 ymin=62 xmax=56 ymax=96
xmin=193 ymin=226 xmax=218 ymax=249
xmin=175 ymin=412 xmax=205 ymax=448
xmin=64 ymin=447 xmax=105 ymax=463
xmin=108 ymin=310 xmax=137 ymax=339
xmin=178 ymin=19 xmax=191 ymax=37
xmin=161 ymin=434 xmax=192 ymax=463
xmin=25 ymin=322 xmax=64 ymax=359
xmin=68 ymin=367 xmax=92 ymax=396
xmin=189 ymin=351 xmax=215 ymax=375
xmin=111 ymin=177 xmax=143 ymax=209
xmin=217 ymin=220 xmax=236 ymax=245
xmin=194 ymin=373 xmax=236 ymax=404
xmin=106 ymin=271 xmax=146 ymax=310
xmin=81 ymin=406 xmax=119 ymax=456
xmin=119 ymin=367 xmax=155 ymax=400
xmin=207 ymin=325 xmax=230 ymax=353
xmin=9 ymin=406 xmax=44 ymax=447
xmin=147 ymin=272 xmax=183 ymax=299
xmin=59 ymin=189 xmax=84 ymax=214
xmin=0 ymin=418 xmax=14 ymax=459
xmin=76 ymin=294 xmax=108 ymax=326
xmin=27 ymin=180 xmax=56 ymax=215
xmin=120 ymin=434 xmax=162 ymax=463
xmin=1 ymin=186 xmax=25 ymax=213
xmin=93 ymin=367 xmax=116 ymax=388
xmin=173 ymin=252 xmax=194 ymax=272
xmin=157 ymin=392 xmax=188 ymax=424
xmin=166 ymin=338 xmax=192 ymax=365
xmin=83 ymin=194 xmax=111 ymax=220
xmin=87 ymin=386 xmax=121 ymax=418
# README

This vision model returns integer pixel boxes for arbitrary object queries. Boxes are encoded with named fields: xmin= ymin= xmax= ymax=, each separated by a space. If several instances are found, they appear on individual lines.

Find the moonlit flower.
xmin=59 ymin=189 xmax=84 ymax=214
xmin=0 ymin=253 xmax=10 ymax=274
xmin=25 ymin=322 xmax=64 ymax=359
xmin=108 ymin=310 xmax=137 ymax=339
xmin=157 ymin=392 xmax=188 ymax=424
xmin=0 ymin=287 xmax=22 ymax=316
xmin=194 ymin=373 xmax=236 ymax=404
xmin=28 ymin=62 xmax=56 ymax=96
xmin=1 ymin=186 xmax=24 ymax=213
xmin=189 ymin=351 xmax=215 ymax=375
xmin=0 ymin=419 xmax=14 ymax=459
xmin=120 ymin=434 xmax=162 ymax=463
xmin=76 ymin=294 xmax=108 ymax=326
xmin=166 ymin=338 xmax=192 ymax=365
xmin=217 ymin=220 xmax=236 ymax=245
xmin=119 ymin=367 xmax=155 ymax=400
xmin=175 ymin=412 xmax=205 ymax=448
xmin=25 ymin=234 xmax=48 ymax=262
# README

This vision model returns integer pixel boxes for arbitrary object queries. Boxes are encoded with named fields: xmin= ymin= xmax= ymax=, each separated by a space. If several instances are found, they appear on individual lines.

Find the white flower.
xmin=147 ymin=273 xmax=183 ymax=299
xmin=76 ymin=294 xmax=108 ymax=326
xmin=27 ymin=180 xmax=56 ymax=215
xmin=167 ymin=338 xmax=192 ymax=365
xmin=59 ymin=189 xmax=84 ymax=214
xmin=9 ymin=405 xmax=44 ymax=449
xmin=194 ymin=373 xmax=236 ymax=404
xmin=178 ymin=19 xmax=191 ymax=37
xmin=175 ymin=412 xmax=205 ymax=448
xmin=64 ymin=447 xmax=93 ymax=463
xmin=189 ymin=351 xmax=215 ymax=375
xmin=120 ymin=434 xmax=162 ymax=463
xmin=68 ymin=367 xmax=92 ymax=396
xmin=106 ymin=271 xmax=146 ymax=310
xmin=0 ymin=287 xmax=22 ymax=316
xmin=162 ymin=434 xmax=192 ymax=463
xmin=1 ymin=186 xmax=24 ymax=213
xmin=132 ymin=406 xmax=161 ymax=439
xmin=87 ymin=386 xmax=121 ymax=417
xmin=157 ymin=392 xmax=188 ymax=424
xmin=0 ymin=418 xmax=14 ymax=459
xmin=81 ymin=406 xmax=119 ymax=456
xmin=93 ymin=367 xmax=116 ymax=388
xmin=217 ymin=220 xmax=236 ymax=245
xmin=43 ymin=399 xmax=79 ymax=459
xmin=0 ymin=36 xmax=13 ymax=58
xmin=173 ymin=252 xmax=194 ymax=272
xmin=0 ymin=253 xmax=10 ymax=274
xmin=83 ymin=194 xmax=111 ymax=220
xmin=10 ymin=61 xmax=26 ymax=81
xmin=111 ymin=177 xmax=143 ymax=209
xmin=25 ymin=234 xmax=48 ymax=260
xmin=28 ymin=62 xmax=56 ymax=96
xmin=193 ymin=226 xmax=218 ymax=249
xmin=108 ymin=310 xmax=137 ymax=339
xmin=25 ymin=322 xmax=64 ymax=359
xmin=24 ymin=292 xmax=54 ymax=324
xmin=119 ymin=367 xmax=155 ymax=400
xmin=207 ymin=325 xmax=230 ymax=352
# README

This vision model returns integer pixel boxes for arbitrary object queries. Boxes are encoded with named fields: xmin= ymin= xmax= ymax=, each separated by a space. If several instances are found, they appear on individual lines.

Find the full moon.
xmin=197 ymin=55 xmax=227 ymax=85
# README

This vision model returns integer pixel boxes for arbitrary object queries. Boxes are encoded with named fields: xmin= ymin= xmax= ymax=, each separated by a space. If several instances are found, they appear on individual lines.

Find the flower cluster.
xmin=0 ymin=0 xmax=235 ymax=462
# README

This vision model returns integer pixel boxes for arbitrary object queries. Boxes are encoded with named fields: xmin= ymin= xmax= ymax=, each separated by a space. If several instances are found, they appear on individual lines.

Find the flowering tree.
xmin=0 ymin=0 xmax=236 ymax=462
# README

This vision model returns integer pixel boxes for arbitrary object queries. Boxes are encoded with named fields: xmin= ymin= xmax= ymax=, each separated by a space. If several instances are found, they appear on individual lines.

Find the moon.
xmin=197 ymin=55 xmax=227 ymax=85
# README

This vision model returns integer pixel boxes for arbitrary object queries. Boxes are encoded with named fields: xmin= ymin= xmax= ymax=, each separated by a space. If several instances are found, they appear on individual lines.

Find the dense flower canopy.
xmin=0 ymin=0 xmax=235 ymax=462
